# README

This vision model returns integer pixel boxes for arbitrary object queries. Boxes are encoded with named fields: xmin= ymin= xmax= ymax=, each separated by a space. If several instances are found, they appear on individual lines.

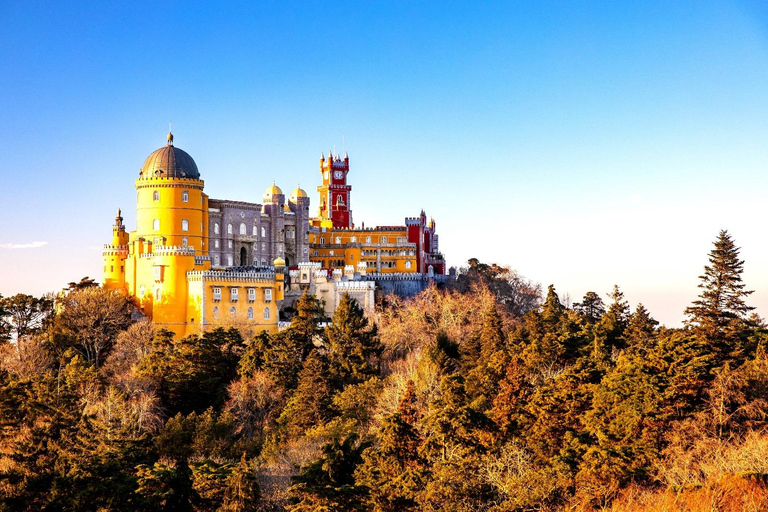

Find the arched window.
xmin=351 ymin=236 xmax=357 ymax=243
xmin=366 ymin=236 xmax=371 ymax=243
xmin=247 ymin=307 xmax=254 ymax=319
xmin=227 ymin=224 xmax=233 ymax=235
xmin=214 ymin=223 xmax=220 ymax=234
xmin=253 ymin=226 xmax=257 ymax=236
xmin=381 ymin=236 xmax=387 ymax=244
xmin=214 ymin=240 xmax=219 ymax=248
xmin=182 ymin=219 xmax=189 ymax=231
xmin=405 ymin=260 xmax=412 ymax=270
xmin=153 ymin=219 xmax=160 ymax=231
xmin=182 ymin=237 xmax=188 ymax=247
xmin=182 ymin=190 xmax=189 ymax=202
xmin=155 ymin=288 xmax=161 ymax=301
xmin=153 ymin=191 xmax=159 ymax=201
xmin=213 ymin=306 xmax=220 ymax=319
xmin=239 ymin=223 xmax=246 ymax=235
xmin=335 ymin=236 xmax=341 ymax=244
xmin=227 ymin=255 xmax=233 ymax=266
xmin=261 ymin=226 xmax=266 ymax=238
xmin=229 ymin=306 xmax=236 ymax=318
xmin=263 ymin=307 xmax=270 ymax=319
xmin=261 ymin=259 xmax=266 ymax=266
xmin=214 ymin=255 xmax=220 ymax=266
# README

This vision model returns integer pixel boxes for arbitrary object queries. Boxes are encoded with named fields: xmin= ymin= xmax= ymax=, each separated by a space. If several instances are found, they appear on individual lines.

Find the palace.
xmin=102 ymin=132 xmax=447 ymax=337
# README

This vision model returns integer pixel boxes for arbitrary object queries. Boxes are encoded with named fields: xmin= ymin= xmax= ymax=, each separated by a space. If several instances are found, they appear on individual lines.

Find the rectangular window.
xmin=182 ymin=190 xmax=189 ymax=202
xmin=231 ymin=288 xmax=238 ymax=301
xmin=248 ymin=288 xmax=256 ymax=302
xmin=264 ymin=288 xmax=272 ymax=302
xmin=213 ymin=287 xmax=221 ymax=301
xmin=154 ymin=266 xmax=162 ymax=281
xmin=182 ymin=219 xmax=189 ymax=231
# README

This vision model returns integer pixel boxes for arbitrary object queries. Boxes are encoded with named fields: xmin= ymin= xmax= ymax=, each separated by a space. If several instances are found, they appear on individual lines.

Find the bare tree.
xmin=57 ymin=287 xmax=134 ymax=367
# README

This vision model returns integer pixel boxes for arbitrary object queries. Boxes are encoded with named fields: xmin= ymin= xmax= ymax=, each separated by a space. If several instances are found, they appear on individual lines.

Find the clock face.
xmin=333 ymin=171 xmax=344 ymax=180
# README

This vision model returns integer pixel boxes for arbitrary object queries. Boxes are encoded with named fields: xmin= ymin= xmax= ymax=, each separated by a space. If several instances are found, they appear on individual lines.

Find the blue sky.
xmin=1 ymin=1 xmax=767 ymax=326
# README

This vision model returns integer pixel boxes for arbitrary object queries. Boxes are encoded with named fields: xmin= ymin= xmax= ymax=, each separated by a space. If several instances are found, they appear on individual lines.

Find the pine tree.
xmin=573 ymin=291 xmax=606 ymax=324
xmin=326 ymin=293 xmax=382 ymax=388
xmin=685 ymin=230 xmax=754 ymax=333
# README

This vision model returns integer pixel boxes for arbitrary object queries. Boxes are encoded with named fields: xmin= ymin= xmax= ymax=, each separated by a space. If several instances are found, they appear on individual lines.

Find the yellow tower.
xmin=102 ymin=209 xmax=129 ymax=291
xmin=127 ymin=130 xmax=209 ymax=328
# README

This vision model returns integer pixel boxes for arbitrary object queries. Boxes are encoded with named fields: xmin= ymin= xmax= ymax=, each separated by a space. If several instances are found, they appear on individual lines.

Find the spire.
xmin=167 ymin=121 xmax=174 ymax=146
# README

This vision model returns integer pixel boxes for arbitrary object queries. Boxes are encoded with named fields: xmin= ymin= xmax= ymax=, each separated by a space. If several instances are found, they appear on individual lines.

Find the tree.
xmin=55 ymin=287 xmax=134 ymax=367
xmin=685 ymin=230 xmax=754 ymax=334
xmin=326 ymin=293 xmax=382 ymax=389
xmin=453 ymin=259 xmax=542 ymax=317
xmin=0 ymin=293 xmax=53 ymax=342
xmin=574 ymin=292 xmax=606 ymax=324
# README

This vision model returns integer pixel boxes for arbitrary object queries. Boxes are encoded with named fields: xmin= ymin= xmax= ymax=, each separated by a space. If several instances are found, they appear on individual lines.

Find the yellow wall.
xmin=308 ymin=228 xmax=417 ymax=273
xmin=135 ymin=178 xmax=207 ymax=252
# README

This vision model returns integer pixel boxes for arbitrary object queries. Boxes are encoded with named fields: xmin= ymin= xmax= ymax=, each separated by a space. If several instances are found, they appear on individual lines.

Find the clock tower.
xmin=316 ymin=150 xmax=352 ymax=229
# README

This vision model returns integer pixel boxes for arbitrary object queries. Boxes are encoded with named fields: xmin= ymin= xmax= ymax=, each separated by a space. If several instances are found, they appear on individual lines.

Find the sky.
xmin=1 ymin=0 xmax=767 ymax=326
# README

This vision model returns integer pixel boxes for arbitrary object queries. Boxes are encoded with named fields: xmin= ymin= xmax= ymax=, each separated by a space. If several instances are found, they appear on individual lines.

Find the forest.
xmin=0 ymin=229 xmax=767 ymax=511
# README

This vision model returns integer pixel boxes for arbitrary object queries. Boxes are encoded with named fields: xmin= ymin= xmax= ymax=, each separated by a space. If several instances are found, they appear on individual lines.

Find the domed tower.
xmin=132 ymin=131 xmax=209 ymax=327
xmin=288 ymin=186 xmax=311 ymax=264
xmin=261 ymin=182 xmax=286 ymax=263
xmin=135 ymin=130 xmax=208 ymax=252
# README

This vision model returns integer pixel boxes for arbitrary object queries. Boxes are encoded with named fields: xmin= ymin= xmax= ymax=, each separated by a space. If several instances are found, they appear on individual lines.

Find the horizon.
xmin=1 ymin=1 xmax=767 ymax=326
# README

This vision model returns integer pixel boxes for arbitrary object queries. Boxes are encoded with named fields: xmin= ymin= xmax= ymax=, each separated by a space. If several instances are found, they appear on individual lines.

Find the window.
xmin=182 ymin=219 xmax=189 ymax=231
xmin=248 ymin=288 xmax=255 ymax=302
xmin=405 ymin=261 xmax=412 ymax=270
xmin=261 ymin=226 xmax=266 ymax=238
xmin=155 ymin=288 xmax=161 ymax=301
xmin=320 ymin=237 xmax=325 ymax=244
xmin=230 ymin=306 xmax=236 ymax=318
xmin=153 ymin=191 xmax=159 ymax=201
xmin=215 ymin=240 xmax=219 ymax=248
xmin=278 ymin=244 xmax=282 ymax=252
xmin=253 ymin=226 xmax=257 ymax=236
xmin=227 ymin=224 xmax=233 ymax=235
xmin=153 ymin=219 xmax=160 ymax=231
xmin=366 ymin=236 xmax=371 ymax=243
xmin=213 ymin=306 xmax=220 ymax=319
xmin=154 ymin=266 xmax=162 ymax=281
xmin=335 ymin=236 xmax=341 ymax=244
xmin=240 ymin=223 xmax=246 ymax=235
xmin=231 ymin=288 xmax=238 ymax=301
xmin=139 ymin=285 xmax=146 ymax=297
xmin=265 ymin=289 xmax=272 ymax=302
xmin=228 ymin=240 xmax=233 ymax=249
xmin=213 ymin=287 xmax=222 ymax=301
xmin=214 ymin=223 xmax=220 ymax=234
xmin=263 ymin=307 xmax=270 ymax=320
xmin=261 ymin=242 xmax=265 ymax=251
xmin=227 ymin=255 xmax=233 ymax=266
xmin=214 ymin=255 xmax=220 ymax=266
xmin=261 ymin=259 xmax=266 ymax=266
xmin=182 ymin=190 xmax=189 ymax=202
xmin=381 ymin=236 xmax=387 ymax=244
xmin=247 ymin=307 xmax=254 ymax=319
xmin=351 ymin=236 xmax=356 ymax=243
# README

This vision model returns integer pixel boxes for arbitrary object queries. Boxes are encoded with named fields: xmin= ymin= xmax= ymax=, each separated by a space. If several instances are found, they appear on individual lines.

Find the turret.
xmin=103 ymin=208 xmax=129 ymax=292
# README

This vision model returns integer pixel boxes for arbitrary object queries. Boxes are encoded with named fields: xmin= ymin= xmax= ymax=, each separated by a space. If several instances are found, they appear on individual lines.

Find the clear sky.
xmin=1 ymin=0 xmax=767 ymax=326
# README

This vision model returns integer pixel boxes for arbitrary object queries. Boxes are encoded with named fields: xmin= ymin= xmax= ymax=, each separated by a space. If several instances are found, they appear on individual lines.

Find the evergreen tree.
xmin=291 ymin=291 xmax=326 ymax=342
xmin=685 ymin=230 xmax=754 ymax=333
xmin=278 ymin=351 xmax=334 ymax=438
xmin=326 ymin=293 xmax=382 ymax=389
xmin=574 ymin=291 xmax=606 ymax=324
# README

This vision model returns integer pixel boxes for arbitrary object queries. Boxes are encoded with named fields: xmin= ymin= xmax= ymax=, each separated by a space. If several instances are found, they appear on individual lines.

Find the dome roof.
xmin=273 ymin=256 xmax=286 ymax=267
xmin=264 ymin=182 xmax=283 ymax=201
xmin=290 ymin=187 xmax=308 ymax=200
xmin=139 ymin=140 xmax=199 ymax=180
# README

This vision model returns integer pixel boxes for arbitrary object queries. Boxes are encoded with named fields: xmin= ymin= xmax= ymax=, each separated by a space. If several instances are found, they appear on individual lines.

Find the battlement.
xmin=187 ymin=269 xmax=276 ymax=283
xmin=140 ymin=245 xmax=196 ymax=258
